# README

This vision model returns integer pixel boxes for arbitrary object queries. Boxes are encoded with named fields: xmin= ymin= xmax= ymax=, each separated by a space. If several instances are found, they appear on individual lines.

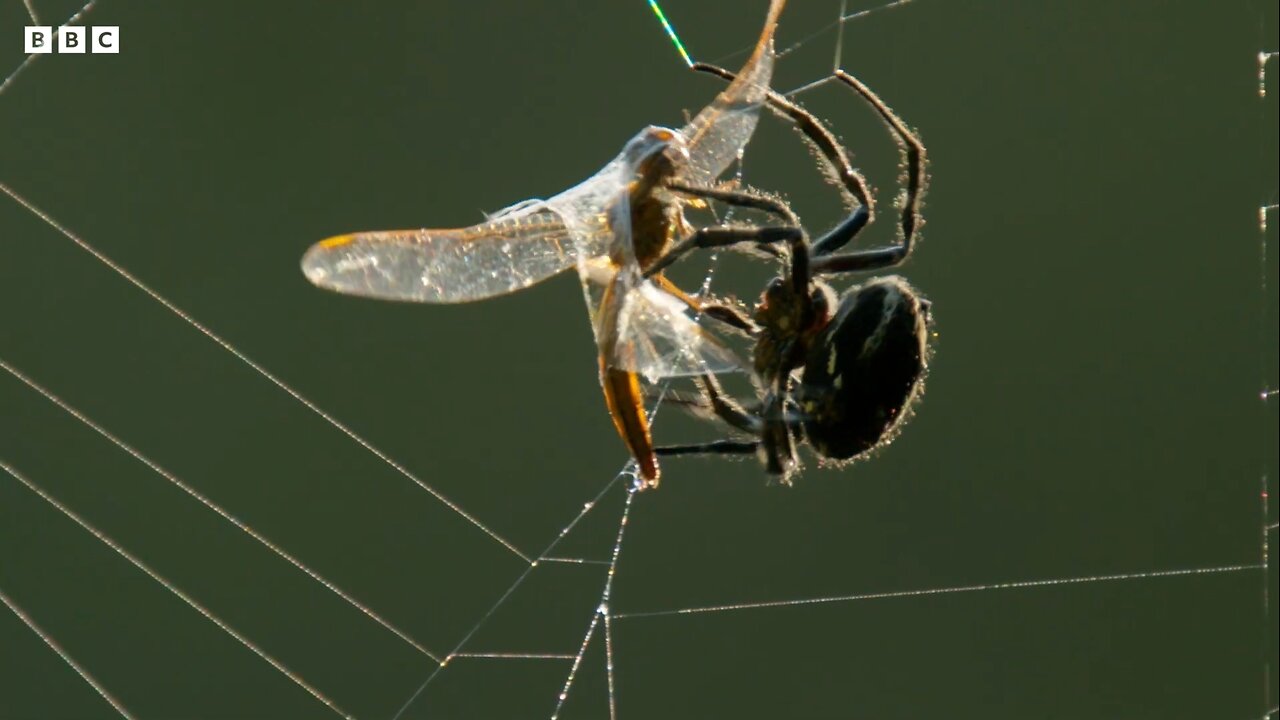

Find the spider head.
xmin=751 ymin=276 xmax=835 ymax=382
xmin=798 ymin=276 xmax=930 ymax=462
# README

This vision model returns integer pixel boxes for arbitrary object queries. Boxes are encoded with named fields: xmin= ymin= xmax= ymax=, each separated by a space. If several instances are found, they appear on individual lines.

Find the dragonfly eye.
xmin=650 ymin=127 xmax=675 ymax=142
xmin=650 ymin=126 xmax=689 ymax=158
xmin=620 ymin=125 xmax=683 ymax=167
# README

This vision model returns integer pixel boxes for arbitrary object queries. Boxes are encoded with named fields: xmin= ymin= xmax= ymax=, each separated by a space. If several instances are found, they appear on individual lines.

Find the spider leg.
xmin=701 ymin=302 xmax=759 ymax=335
xmin=758 ymin=373 xmax=800 ymax=479
xmin=653 ymin=376 xmax=801 ymax=481
xmin=642 ymin=385 xmax=709 ymax=407
xmin=653 ymin=223 xmax=809 ymax=294
xmin=652 ymin=376 xmax=771 ymax=463
xmin=811 ymin=70 xmax=928 ymax=276
xmin=695 ymin=374 xmax=762 ymax=434
xmin=647 ymin=374 xmax=762 ymax=433
xmin=668 ymin=180 xmax=800 ymax=224
xmin=693 ymin=62 xmax=874 ymax=257
xmin=647 ymin=182 xmax=812 ymax=294
xmin=650 ymin=273 xmax=757 ymax=334
xmin=654 ymin=440 xmax=759 ymax=457
xmin=811 ymin=246 xmax=906 ymax=274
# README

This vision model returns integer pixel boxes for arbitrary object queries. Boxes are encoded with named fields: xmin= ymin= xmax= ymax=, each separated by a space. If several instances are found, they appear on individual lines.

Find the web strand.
xmin=0 ymin=181 xmax=529 ymax=564
xmin=551 ymin=489 xmax=635 ymax=720
xmin=0 ymin=585 xmax=136 ymax=720
xmin=1257 ymin=24 xmax=1277 ymax=717
xmin=386 ymin=355 xmax=675 ymax=719
xmin=0 ymin=459 xmax=354 ymax=719
xmin=603 ymin=609 xmax=619 ymax=720
xmin=610 ymin=563 xmax=1263 ymax=620
xmin=0 ymin=357 xmax=442 ymax=663
xmin=449 ymin=652 xmax=575 ymax=661
xmin=693 ymin=0 xmax=913 ymax=68
xmin=390 ymin=472 xmax=627 ymax=719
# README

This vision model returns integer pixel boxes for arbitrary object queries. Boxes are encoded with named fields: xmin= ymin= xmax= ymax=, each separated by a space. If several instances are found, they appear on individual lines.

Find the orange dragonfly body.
xmin=302 ymin=0 xmax=786 ymax=487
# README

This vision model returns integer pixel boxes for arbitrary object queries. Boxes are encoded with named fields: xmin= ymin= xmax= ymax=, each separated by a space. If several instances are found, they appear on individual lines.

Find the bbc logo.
xmin=24 ymin=26 xmax=119 ymax=54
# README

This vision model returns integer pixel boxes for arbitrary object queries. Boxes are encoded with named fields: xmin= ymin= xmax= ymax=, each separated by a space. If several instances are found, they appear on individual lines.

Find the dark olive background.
xmin=1 ymin=1 xmax=1276 ymax=719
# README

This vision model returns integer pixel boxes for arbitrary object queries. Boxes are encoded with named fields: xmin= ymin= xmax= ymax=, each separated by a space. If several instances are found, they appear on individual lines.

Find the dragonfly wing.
xmin=301 ymin=201 xmax=588 ymax=303
xmin=607 ymin=273 xmax=744 ymax=382
xmin=557 ymin=161 xmax=639 ymax=337
xmin=681 ymin=0 xmax=785 ymax=184
xmin=561 ymin=139 xmax=744 ymax=382
xmin=624 ymin=280 xmax=744 ymax=381
xmin=547 ymin=160 xmax=635 ymax=267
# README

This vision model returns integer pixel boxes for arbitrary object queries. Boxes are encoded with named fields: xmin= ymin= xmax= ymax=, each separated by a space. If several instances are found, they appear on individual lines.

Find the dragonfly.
xmin=301 ymin=0 xmax=787 ymax=488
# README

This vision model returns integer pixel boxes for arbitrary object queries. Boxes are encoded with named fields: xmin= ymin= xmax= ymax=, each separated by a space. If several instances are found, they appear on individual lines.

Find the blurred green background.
xmin=1 ymin=1 xmax=1276 ymax=718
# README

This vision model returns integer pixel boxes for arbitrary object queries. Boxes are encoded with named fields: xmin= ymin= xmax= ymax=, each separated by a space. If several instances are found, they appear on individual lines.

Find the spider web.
xmin=1 ymin=1 xmax=1276 ymax=718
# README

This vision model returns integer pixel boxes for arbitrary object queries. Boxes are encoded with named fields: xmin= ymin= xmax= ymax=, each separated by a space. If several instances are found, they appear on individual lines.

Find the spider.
xmin=645 ymin=66 xmax=931 ymax=483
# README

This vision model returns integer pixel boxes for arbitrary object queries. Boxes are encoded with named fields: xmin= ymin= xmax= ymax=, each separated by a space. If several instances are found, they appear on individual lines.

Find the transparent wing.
xmin=582 ymin=0 xmax=784 ymax=378
xmin=680 ymin=0 xmax=784 ymax=183
xmin=301 ymin=200 xmax=609 ymax=303
xmin=581 ymin=256 xmax=743 ymax=382
xmin=618 ymin=280 xmax=744 ymax=382
xmin=301 ymin=1 xmax=784 ymax=304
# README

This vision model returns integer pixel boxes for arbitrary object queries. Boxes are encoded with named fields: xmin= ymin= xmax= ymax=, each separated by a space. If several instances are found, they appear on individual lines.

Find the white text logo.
xmin=24 ymin=26 xmax=119 ymax=54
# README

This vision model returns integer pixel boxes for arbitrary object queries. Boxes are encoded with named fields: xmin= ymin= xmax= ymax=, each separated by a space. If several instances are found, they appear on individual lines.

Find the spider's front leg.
xmin=649 ymin=272 xmax=757 ymax=335
xmin=653 ymin=440 xmax=759 ymax=458
xmin=811 ymin=70 xmax=929 ymax=277
xmin=693 ymin=62 xmax=876 ymax=259
xmin=646 ymin=374 xmax=762 ymax=434
xmin=654 ymin=373 xmax=801 ymax=481
xmin=653 ymin=375 xmax=763 ymax=458
xmin=646 ymin=182 xmax=813 ymax=294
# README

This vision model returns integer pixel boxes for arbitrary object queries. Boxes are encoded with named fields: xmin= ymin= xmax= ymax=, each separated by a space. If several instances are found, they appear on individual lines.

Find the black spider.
xmin=649 ymin=66 xmax=932 ymax=483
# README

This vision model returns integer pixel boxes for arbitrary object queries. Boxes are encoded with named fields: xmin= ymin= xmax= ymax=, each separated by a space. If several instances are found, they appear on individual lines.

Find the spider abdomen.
xmin=800 ymin=276 xmax=930 ymax=461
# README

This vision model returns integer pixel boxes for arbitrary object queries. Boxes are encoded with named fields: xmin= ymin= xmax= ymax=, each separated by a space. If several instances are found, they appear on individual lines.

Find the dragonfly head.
xmin=621 ymin=125 xmax=689 ymax=170
xmin=621 ymin=126 xmax=691 ymax=201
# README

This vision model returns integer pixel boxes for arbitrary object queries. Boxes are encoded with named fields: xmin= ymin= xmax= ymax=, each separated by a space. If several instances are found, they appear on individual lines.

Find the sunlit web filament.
xmin=0 ymin=585 xmax=136 ymax=719
xmin=551 ymin=489 xmax=636 ymax=720
xmin=772 ymin=0 xmax=913 ymax=64
xmin=1256 ymin=36 xmax=1278 ymax=712
xmin=0 ymin=357 xmax=443 ymax=663
xmin=609 ymin=564 xmax=1263 ymax=620
xmin=0 ymin=460 xmax=354 ymax=719
xmin=0 ymin=180 xmax=529 ymax=563
xmin=392 ymin=389 xmax=676 ymax=718
xmin=647 ymin=0 xmax=693 ymax=67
